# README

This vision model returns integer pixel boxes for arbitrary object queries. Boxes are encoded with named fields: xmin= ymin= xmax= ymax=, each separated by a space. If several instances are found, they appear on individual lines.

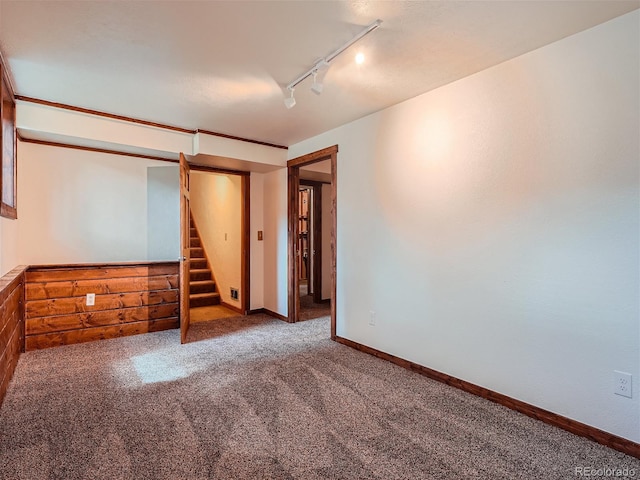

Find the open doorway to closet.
xmin=188 ymin=165 xmax=250 ymax=325
xmin=288 ymin=146 xmax=337 ymax=339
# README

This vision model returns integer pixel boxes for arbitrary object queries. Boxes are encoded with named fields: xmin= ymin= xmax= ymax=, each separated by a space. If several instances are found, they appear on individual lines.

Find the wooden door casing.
xmin=179 ymin=153 xmax=191 ymax=343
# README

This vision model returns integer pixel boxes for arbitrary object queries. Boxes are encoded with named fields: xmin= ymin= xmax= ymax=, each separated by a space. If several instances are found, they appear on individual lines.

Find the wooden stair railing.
xmin=189 ymin=216 xmax=221 ymax=308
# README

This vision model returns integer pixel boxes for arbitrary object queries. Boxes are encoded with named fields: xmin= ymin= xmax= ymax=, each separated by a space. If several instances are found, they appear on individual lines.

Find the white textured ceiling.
xmin=0 ymin=1 xmax=637 ymax=147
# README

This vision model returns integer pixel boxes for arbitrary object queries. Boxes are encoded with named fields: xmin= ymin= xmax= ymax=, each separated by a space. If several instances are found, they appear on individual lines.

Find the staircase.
xmin=189 ymin=215 xmax=220 ymax=308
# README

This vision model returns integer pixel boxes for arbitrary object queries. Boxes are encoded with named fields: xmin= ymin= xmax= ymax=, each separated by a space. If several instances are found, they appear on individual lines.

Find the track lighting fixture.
xmin=283 ymin=19 xmax=382 ymax=108
xmin=311 ymin=70 xmax=323 ymax=95
xmin=284 ymin=87 xmax=296 ymax=109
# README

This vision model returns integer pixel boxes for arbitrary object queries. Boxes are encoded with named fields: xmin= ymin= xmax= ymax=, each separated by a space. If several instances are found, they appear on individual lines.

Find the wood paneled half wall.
xmin=0 ymin=266 xmax=26 ymax=407
xmin=25 ymin=262 xmax=179 ymax=350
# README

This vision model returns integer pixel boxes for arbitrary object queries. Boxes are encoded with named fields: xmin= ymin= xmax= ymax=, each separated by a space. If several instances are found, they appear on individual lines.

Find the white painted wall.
xmin=250 ymin=172 xmax=265 ymax=310
xmin=289 ymin=11 xmax=639 ymax=442
xmin=321 ymin=183 xmax=331 ymax=300
xmin=263 ymin=168 xmax=288 ymax=316
xmin=18 ymin=141 xmax=171 ymax=264
xmin=147 ymin=166 xmax=180 ymax=261
xmin=189 ymin=171 xmax=242 ymax=307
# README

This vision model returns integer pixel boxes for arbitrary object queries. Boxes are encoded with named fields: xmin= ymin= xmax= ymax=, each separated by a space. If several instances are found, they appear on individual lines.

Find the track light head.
xmin=311 ymin=70 xmax=323 ymax=95
xmin=284 ymin=87 xmax=296 ymax=109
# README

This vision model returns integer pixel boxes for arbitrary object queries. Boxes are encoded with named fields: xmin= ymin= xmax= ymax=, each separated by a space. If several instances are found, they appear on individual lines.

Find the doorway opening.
xmin=180 ymin=157 xmax=250 ymax=342
xmin=287 ymin=146 xmax=337 ymax=338
xmin=297 ymin=177 xmax=330 ymax=320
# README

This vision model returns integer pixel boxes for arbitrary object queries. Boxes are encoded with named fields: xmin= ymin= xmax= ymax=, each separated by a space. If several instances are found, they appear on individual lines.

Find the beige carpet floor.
xmin=0 ymin=314 xmax=637 ymax=479
xmin=299 ymin=294 xmax=331 ymax=321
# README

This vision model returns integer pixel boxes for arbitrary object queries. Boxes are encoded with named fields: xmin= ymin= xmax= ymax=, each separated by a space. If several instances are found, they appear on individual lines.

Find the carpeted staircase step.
xmin=190 ymin=280 xmax=216 ymax=294
xmin=190 ymin=269 xmax=212 ymax=281
xmin=189 ymin=215 xmax=220 ymax=303
xmin=190 ymin=292 xmax=220 ymax=308
xmin=190 ymin=257 xmax=207 ymax=270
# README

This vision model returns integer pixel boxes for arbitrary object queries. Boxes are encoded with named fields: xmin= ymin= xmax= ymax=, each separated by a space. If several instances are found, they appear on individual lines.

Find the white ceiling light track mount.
xmin=284 ymin=19 xmax=382 ymax=109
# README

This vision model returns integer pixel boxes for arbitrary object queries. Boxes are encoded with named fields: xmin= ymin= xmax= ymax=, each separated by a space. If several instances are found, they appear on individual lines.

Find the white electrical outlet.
xmin=86 ymin=293 xmax=95 ymax=306
xmin=614 ymin=371 xmax=632 ymax=398
xmin=369 ymin=311 xmax=376 ymax=326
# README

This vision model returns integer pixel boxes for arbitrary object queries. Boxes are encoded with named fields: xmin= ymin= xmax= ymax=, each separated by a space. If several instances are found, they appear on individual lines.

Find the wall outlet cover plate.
xmin=614 ymin=371 xmax=632 ymax=398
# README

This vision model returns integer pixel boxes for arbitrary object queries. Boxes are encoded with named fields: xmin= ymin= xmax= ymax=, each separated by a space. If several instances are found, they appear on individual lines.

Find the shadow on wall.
xmin=147 ymin=166 xmax=180 ymax=261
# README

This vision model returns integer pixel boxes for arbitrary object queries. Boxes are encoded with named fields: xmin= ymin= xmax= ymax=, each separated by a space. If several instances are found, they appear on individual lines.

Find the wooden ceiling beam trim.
xmin=197 ymin=129 xmax=288 ymax=150
xmin=15 ymin=95 xmax=194 ymax=134
xmin=18 ymin=137 xmax=178 ymax=163
xmin=14 ymin=96 xmax=289 ymax=150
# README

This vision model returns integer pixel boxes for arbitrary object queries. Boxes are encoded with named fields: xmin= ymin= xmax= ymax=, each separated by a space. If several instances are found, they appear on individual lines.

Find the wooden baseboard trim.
xmin=250 ymin=308 xmax=289 ymax=322
xmin=334 ymin=336 xmax=640 ymax=459
xmin=220 ymin=302 xmax=244 ymax=315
